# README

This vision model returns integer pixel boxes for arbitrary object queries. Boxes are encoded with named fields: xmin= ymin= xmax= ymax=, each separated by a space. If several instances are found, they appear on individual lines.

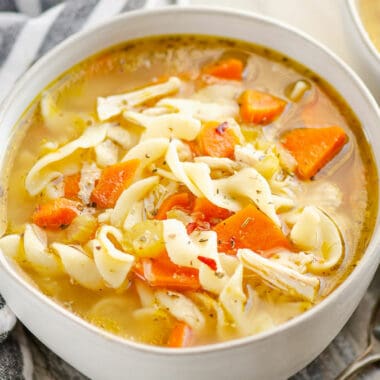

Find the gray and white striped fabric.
xmin=0 ymin=0 xmax=155 ymax=103
xmin=0 ymin=1 xmax=378 ymax=379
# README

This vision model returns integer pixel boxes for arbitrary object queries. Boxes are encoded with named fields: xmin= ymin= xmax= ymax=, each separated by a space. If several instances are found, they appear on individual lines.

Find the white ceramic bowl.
xmin=0 ymin=7 xmax=379 ymax=380
xmin=345 ymin=0 xmax=380 ymax=102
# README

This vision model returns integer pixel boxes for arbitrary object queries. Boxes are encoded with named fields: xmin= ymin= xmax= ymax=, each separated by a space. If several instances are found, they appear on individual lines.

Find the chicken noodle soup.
xmin=0 ymin=36 xmax=377 ymax=347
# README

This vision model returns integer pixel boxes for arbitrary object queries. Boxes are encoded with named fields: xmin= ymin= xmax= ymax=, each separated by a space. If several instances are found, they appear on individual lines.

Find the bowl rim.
xmin=0 ymin=5 xmax=380 ymax=356
xmin=346 ymin=0 xmax=380 ymax=64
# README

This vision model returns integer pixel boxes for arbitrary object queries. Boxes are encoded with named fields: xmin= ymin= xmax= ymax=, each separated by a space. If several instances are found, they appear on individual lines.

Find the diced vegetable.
xmin=198 ymin=121 xmax=239 ymax=159
xmin=257 ymin=155 xmax=280 ymax=179
xmin=134 ymin=251 xmax=200 ymax=291
xmin=64 ymin=173 xmax=80 ymax=200
xmin=240 ymin=90 xmax=287 ymax=125
xmin=235 ymin=143 xmax=281 ymax=179
xmin=167 ymin=321 xmax=193 ymax=347
xmin=32 ymin=198 xmax=82 ymax=229
xmin=213 ymin=204 xmax=292 ymax=255
xmin=193 ymin=197 xmax=233 ymax=224
xmin=66 ymin=214 xmax=98 ymax=244
xmin=128 ymin=220 xmax=164 ymax=258
xmin=197 ymin=255 xmax=217 ymax=271
xmin=185 ymin=221 xmax=210 ymax=235
xmin=203 ymin=58 xmax=244 ymax=80
xmin=281 ymin=126 xmax=347 ymax=180
xmin=286 ymin=80 xmax=311 ymax=102
xmin=240 ymin=126 xmax=261 ymax=142
xmin=186 ymin=140 xmax=202 ymax=157
xmin=155 ymin=192 xmax=194 ymax=220
xmin=91 ymin=159 xmax=140 ymax=208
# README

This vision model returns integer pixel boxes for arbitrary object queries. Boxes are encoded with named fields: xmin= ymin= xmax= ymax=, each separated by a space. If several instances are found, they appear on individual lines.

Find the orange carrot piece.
xmin=204 ymin=58 xmax=244 ymax=80
xmin=240 ymin=90 xmax=287 ymax=125
xmin=281 ymin=126 xmax=348 ymax=180
xmin=155 ymin=192 xmax=194 ymax=220
xmin=63 ymin=173 xmax=81 ymax=201
xmin=198 ymin=121 xmax=239 ymax=159
xmin=167 ymin=322 xmax=193 ymax=348
xmin=90 ymin=159 xmax=140 ymax=209
xmin=213 ymin=205 xmax=292 ymax=255
xmin=186 ymin=140 xmax=202 ymax=157
xmin=134 ymin=251 xmax=200 ymax=291
xmin=193 ymin=197 xmax=233 ymax=224
xmin=32 ymin=198 xmax=82 ymax=229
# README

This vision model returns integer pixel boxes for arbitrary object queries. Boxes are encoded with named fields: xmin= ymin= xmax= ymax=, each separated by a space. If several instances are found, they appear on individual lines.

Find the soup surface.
xmin=359 ymin=0 xmax=380 ymax=51
xmin=0 ymin=36 xmax=377 ymax=348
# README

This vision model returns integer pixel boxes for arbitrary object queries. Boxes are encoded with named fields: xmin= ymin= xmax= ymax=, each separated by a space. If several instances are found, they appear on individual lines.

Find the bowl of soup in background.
xmin=346 ymin=0 xmax=380 ymax=102
xmin=0 ymin=7 xmax=379 ymax=380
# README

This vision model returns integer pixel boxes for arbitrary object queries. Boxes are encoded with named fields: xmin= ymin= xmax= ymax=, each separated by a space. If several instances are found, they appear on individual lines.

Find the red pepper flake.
xmin=186 ymin=222 xmax=198 ymax=234
xmin=197 ymin=255 xmax=217 ymax=271
xmin=215 ymin=122 xmax=228 ymax=135
xmin=186 ymin=220 xmax=211 ymax=234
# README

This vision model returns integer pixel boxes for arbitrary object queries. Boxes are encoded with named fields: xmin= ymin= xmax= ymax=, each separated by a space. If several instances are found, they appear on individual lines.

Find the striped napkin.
xmin=0 ymin=1 xmax=378 ymax=379
xmin=0 ymin=0 xmax=153 ymax=103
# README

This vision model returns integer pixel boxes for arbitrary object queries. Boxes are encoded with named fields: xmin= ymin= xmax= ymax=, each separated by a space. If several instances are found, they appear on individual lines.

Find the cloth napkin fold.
xmin=0 ymin=1 xmax=378 ymax=379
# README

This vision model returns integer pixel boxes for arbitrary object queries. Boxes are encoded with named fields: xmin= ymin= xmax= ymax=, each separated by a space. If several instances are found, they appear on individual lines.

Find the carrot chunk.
xmin=204 ymin=58 xmax=244 ymax=80
xmin=167 ymin=322 xmax=193 ymax=348
xmin=155 ymin=192 xmax=194 ymax=220
xmin=198 ymin=121 xmax=239 ymax=159
xmin=213 ymin=205 xmax=291 ymax=255
xmin=63 ymin=173 xmax=81 ymax=201
xmin=90 ymin=159 xmax=140 ymax=209
xmin=193 ymin=197 xmax=233 ymax=224
xmin=281 ymin=126 xmax=348 ymax=180
xmin=186 ymin=140 xmax=202 ymax=157
xmin=240 ymin=90 xmax=287 ymax=125
xmin=32 ymin=198 xmax=82 ymax=229
xmin=134 ymin=251 xmax=200 ymax=291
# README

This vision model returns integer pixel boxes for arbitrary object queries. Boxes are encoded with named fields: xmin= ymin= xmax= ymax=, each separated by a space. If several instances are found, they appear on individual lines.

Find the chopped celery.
xmin=66 ymin=214 xmax=98 ymax=244
xmin=128 ymin=220 xmax=164 ymax=258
